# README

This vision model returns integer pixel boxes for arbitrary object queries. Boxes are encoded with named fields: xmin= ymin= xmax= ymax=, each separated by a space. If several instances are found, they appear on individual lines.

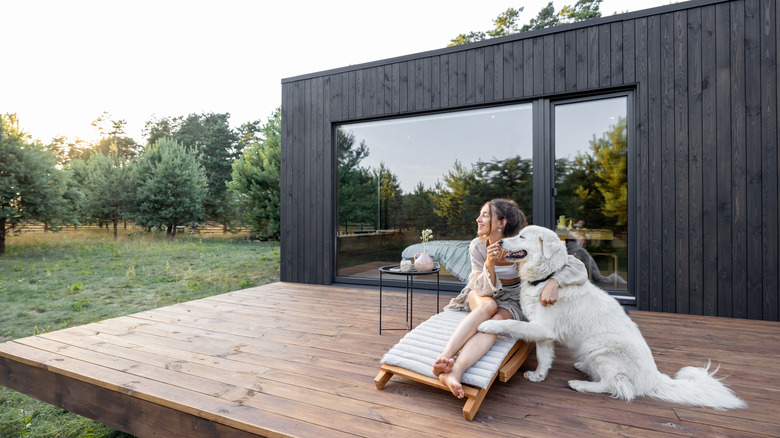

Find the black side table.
xmin=378 ymin=263 xmax=440 ymax=334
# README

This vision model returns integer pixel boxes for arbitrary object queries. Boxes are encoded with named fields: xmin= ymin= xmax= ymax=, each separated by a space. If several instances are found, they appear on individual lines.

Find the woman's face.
xmin=476 ymin=203 xmax=500 ymax=237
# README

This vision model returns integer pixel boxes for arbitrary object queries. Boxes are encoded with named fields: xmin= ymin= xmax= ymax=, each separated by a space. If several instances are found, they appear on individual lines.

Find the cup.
xmin=399 ymin=259 xmax=412 ymax=272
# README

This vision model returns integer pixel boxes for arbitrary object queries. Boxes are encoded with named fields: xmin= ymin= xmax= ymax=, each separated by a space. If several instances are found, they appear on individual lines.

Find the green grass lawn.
xmin=0 ymin=229 xmax=281 ymax=438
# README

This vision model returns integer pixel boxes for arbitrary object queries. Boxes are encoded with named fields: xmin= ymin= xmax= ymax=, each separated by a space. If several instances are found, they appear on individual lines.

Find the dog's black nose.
xmin=498 ymin=239 xmax=504 ymax=246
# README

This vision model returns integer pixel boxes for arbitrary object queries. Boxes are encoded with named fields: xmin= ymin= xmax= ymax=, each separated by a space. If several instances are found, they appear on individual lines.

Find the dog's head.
xmin=499 ymin=225 xmax=568 ymax=283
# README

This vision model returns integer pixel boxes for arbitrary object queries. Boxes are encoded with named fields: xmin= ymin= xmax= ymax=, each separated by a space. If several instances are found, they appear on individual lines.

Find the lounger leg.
xmin=462 ymin=388 xmax=488 ymax=421
xmin=499 ymin=341 xmax=535 ymax=382
xmin=374 ymin=368 xmax=393 ymax=389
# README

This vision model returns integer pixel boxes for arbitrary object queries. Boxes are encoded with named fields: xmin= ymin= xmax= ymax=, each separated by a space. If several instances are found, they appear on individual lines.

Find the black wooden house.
xmin=281 ymin=0 xmax=780 ymax=322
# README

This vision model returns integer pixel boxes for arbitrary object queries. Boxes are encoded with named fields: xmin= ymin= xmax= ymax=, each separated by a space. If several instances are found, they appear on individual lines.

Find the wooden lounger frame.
xmin=374 ymin=339 xmax=534 ymax=421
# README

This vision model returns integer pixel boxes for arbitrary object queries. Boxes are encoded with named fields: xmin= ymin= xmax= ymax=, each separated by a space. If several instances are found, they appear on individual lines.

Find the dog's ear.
xmin=539 ymin=233 xmax=561 ymax=260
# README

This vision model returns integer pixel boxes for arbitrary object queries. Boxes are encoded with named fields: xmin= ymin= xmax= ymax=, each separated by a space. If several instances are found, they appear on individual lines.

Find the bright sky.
xmin=2 ymin=0 xmax=675 ymax=145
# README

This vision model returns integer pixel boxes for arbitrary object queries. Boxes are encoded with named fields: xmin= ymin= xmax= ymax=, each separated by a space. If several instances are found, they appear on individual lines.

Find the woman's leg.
xmin=438 ymin=307 xmax=512 ymax=398
xmin=433 ymin=291 xmax=498 ymax=376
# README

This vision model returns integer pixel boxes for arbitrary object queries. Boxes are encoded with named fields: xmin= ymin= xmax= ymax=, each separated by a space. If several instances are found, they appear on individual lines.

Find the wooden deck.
xmin=0 ymin=282 xmax=778 ymax=437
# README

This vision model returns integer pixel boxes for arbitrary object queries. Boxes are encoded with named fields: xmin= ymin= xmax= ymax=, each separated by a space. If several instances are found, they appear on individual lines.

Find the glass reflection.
xmin=554 ymin=97 xmax=628 ymax=291
xmin=337 ymin=104 xmax=533 ymax=283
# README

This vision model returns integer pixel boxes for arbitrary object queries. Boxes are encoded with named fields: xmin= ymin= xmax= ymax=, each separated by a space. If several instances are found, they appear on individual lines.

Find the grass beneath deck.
xmin=0 ymin=229 xmax=281 ymax=438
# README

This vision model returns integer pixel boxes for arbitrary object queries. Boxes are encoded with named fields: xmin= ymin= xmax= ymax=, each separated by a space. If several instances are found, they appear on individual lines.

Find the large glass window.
xmin=337 ymin=104 xmax=533 ymax=285
xmin=336 ymin=96 xmax=632 ymax=296
xmin=553 ymin=96 xmax=629 ymax=291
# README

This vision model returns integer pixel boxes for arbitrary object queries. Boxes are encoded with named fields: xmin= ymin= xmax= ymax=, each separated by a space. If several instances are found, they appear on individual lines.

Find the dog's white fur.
xmin=478 ymin=225 xmax=746 ymax=410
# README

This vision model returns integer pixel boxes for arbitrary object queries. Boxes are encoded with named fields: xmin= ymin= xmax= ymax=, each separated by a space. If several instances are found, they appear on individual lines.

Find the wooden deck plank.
xmin=1 ymin=282 xmax=778 ymax=438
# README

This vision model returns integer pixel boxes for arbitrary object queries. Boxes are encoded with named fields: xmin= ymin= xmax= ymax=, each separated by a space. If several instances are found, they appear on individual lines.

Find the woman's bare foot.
xmin=432 ymin=357 xmax=454 ymax=376
xmin=438 ymin=372 xmax=464 ymax=398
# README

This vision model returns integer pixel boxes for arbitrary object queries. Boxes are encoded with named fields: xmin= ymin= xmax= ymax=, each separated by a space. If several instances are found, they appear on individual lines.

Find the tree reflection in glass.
xmin=336 ymin=104 xmax=533 ymax=283
xmin=554 ymin=97 xmax=628 ymax=291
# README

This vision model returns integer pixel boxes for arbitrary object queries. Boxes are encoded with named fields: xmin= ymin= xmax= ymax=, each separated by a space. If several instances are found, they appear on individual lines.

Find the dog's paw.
xmin=524 ymin=370 xmax=548 ymax=382
xmin=568 ymin=380 xmax=589 ymax=392
xmin=477 ymin=320 xmax=503 ymax=334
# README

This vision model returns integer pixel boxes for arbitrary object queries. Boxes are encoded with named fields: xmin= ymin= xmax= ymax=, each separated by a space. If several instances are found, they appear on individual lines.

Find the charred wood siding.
xmin=281 ymin=0 xmax=780 ymax=321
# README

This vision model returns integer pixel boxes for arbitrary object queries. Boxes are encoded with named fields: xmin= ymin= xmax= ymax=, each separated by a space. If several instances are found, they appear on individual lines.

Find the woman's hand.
xmin=540 ymin=279 xmax=559 ymax=306
xmin=485 ymin=241 xmax=504 ymax=265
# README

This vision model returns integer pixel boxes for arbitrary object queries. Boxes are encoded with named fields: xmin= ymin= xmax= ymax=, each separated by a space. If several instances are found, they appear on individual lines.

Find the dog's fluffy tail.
xmin=648 ymin=361 xmax=746 ymax=410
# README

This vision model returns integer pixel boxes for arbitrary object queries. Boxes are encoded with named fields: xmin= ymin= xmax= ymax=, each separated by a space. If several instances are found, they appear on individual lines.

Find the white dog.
xmin=478 ymin=225 xmax=746 ymax=410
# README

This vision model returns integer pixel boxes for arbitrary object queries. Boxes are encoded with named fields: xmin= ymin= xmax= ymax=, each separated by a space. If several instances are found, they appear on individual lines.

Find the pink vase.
xmin=414 ymin=252 xmax=434 ymax=272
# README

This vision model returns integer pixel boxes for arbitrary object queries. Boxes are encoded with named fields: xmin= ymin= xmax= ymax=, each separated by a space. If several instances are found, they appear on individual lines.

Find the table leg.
xmin=405 ymin=275 xmax=409 ymax=328
xmin=379 ymin=271 xmax=383 ymax=334
xmin=409 ymin=275 xmax=414 ymax=330
xmin=436 ymin=271 xmax=440 ymax=314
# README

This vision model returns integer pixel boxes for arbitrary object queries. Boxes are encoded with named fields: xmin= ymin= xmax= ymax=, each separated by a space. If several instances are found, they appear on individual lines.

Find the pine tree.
xmin=432 ymin=161 xmax=478 ymax=236
xmin=449 ymin=0 xmax=603 ymax=46
xmin=174 ymin=113 xmax=240 ymax=230
xmin=83 ymin=152 xmax=132 ymax=238
xmin=91 ymin=112 xmax=140 ymax=159
xmin=0 ymin=114 xmax=73 ymax=254
xmin=336 ymin=129 xmax=376 ymax=228
xmin=594 ymin=117 xmax=628 ymax=226
xmin=229 ymin=110 xmax=281 ymax=239
xmin=129 ymin=138 xmax=207 ymax=237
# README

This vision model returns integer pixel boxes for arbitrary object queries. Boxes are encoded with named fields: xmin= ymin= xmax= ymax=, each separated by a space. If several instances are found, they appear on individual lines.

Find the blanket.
xmin=402 ymin=240 xmax=471 ymax=281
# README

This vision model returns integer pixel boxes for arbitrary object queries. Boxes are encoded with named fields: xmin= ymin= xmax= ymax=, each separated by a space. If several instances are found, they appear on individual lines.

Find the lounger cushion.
xmin=380 ymin=310 xmax=516 ymax=389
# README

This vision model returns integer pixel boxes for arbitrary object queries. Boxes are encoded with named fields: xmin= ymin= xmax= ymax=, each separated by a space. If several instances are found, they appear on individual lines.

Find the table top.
xmin=379 ymin=263 xmax=440 ymax=275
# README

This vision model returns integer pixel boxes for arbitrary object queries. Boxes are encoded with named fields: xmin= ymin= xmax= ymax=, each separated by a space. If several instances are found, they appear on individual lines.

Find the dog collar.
xmin=529 ymin=272 xmax=556 ymax=286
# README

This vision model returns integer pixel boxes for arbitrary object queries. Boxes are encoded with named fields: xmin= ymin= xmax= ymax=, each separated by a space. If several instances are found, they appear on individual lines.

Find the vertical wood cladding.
xmin=281 ymin=0 xmax=779 ymax=321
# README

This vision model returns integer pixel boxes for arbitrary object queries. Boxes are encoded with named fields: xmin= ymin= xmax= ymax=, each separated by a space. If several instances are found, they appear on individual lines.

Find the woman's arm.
xmin=551 ymin=255 xmax=588 ymax=286
xmin=466 ymin=238 xmax=501 ymax=296
xmin=540 ymin=280 xmax=559 ymax=306
xmin=484 ymin=240 xmax=503 ymax=287
xmin=540 ymin=255 xmax=588 ymax=305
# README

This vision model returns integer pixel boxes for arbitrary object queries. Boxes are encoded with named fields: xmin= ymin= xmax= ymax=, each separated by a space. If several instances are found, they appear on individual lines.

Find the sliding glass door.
xmin=553 ymin=96 xmax=629 ymax=292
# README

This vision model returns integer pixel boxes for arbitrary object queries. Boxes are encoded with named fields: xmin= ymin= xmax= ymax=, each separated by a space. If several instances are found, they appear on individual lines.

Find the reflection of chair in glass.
xmin=566 ymin=240 xmax=626 ymax=289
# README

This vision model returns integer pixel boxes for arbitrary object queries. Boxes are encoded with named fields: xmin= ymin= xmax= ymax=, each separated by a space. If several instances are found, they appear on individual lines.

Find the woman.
xmin=433 ymin=199 xmax=587 ymax=398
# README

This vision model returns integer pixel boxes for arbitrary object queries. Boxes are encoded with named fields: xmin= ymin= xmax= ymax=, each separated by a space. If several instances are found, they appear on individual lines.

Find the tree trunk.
xmin=223 ymin=222 xmax=228 ymax=233
xmin=0 ymin=217 xmax=6 ymax=255
xmin=113 ymin=218 xmax=118 ymax=239
xmin=166 ymin=225 xmax=172 ymax=236
xmin=171 ymin=223 xmax=177 ymax=238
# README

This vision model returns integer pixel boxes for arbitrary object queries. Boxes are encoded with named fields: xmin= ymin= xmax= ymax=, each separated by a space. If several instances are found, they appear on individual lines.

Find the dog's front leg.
xmin=477 ymin=320 xmax=556 ymax=342
xmin=525 ymin=340 xmax=554 ymax=382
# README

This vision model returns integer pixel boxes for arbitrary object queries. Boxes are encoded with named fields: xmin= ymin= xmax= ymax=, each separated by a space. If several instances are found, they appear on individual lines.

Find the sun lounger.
xmin=375 ymin=310 xmax=534 ymax=421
